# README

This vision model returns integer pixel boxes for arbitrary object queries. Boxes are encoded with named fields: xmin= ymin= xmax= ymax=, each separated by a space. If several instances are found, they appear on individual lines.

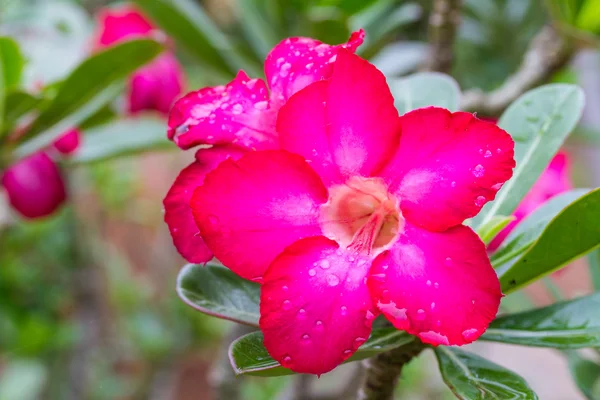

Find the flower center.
xmin=320 ymin=176 xmax=403 ymax=256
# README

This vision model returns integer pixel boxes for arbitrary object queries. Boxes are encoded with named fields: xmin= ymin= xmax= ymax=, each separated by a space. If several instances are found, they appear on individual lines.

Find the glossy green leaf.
xmin=15 ymin=39 xmax=163 ymax=159
xmin=566 ymin=350 xmax=600 ymax=400
xmin=133 ymin=0 xmax=258 ymax=77
xmin=177 ymin=264 xmax=260 ymax=326
xmin=497 ymin=188 xmax=600 ymax=293
xmin=389 ymin=72 xmax=460 ymax=115
xmin=3 ymin=91 xmax=44 ymax=127
xmin=0 ymin=37 xmax=24 ymax=90
xmin=435 ymin=347 xmax=538 ymax=399
xmin=576 ymin=0 xmax=600 ymax=33
xmin=476 ymin=215 xmax=515 ymax=245
xmin=481 ymin=293 xmax=600 ymax=348
xmin=472 ymin=84 xmax=585 ymax=230
xmin=229 ymin=328 xmax=415 ymax=376
xmin=69 ymin=116 xmax=170 ymax=164
xmin=491 ymin=189 xmax=589 ymax=269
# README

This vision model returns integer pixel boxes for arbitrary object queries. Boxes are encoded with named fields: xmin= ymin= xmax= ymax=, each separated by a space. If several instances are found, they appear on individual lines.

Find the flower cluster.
xmin=164 ymin=33 xmax=517 ymax=375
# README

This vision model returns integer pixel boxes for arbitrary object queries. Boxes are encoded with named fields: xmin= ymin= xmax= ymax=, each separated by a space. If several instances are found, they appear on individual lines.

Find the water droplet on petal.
xmin=297 ymin=309 xmax=306 ymax=319
xmin=343 ymin=349 xmax=352 ymax=355
xmin=231 ymin=103 xmax=243 ymax=115
xmin=371 ymin=273 xmax=386 ymax=282
xmin=302 ymin=333 xmax=311 ymax=341
xmin=308 ymin=269 xmax=316 ymax=277
xmin=472 ymin=164 xmax=485 ymax=178
xmin=314 ymin=320 xmax=324 ymax=331
xmin=276 ymin=57 xmax=285 ymax=66
xmin=450 ymin=181 xmax=457 ymax=188
xmin=430 ymin=302 xmax=436 ymax=310
xmin=462 ymin=328 xmax=479 ymax=341
xmin=305 ymin=62 xmax=314 ymax=69
xmin=282 ymin=285 xmax=289 ymax=292
xmin=282 ymin=300 xmax=292 ymax=310
xmin=478 ymin=148 xmax=484 ymax=155
xmin=340 ymin=306 xmax=348 ymax=315
xmin=382 ymin=264 xmax=389 ymax=270
xmin=355 ymin=337 xmax=366 ymax=345
xmin=444 ymin=257 xmax=452 ymax=267
xmin=416 ymin=309 xmax=426 ymax=320
xmin=426 ymin=280 xmax=432 ymax=287
xmin=475 ymin=195 xmax=487 ymax=207
xmin=207 ymin=214 xmax=219 ymax=226
xmin=320 ymin=259 xmax=330 ymax=269
xmin=254 ymin=101 xmax=268 ymax=110
xmin=434 ymin=282 xmax=439 ymax=289
xmin=327 ymin=275 xmax=340 ymax=286
xmin=282 ymin=355 xmax=292 ymax=366
xmin=365 ymin=310 xmax=375 ymax=321
xmin=496 ymin=148 xmax=502 ymax=154
xmin=280 ymin=63 xmax=291 ymax=78
xmin=484 ymin=150 xmax=492 ymax=158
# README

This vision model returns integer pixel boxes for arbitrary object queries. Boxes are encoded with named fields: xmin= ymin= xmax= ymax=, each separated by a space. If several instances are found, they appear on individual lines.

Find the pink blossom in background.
xmin=163 ymin=30 xmax=365 ymax=263
xmin=53 ymin=128 xmax=81 ymax=155
xmin=489 ymin=151 xmax=572 ymax=251
xmin=1 ymin=152 xmax=66 ymax=219
xmin=187 ymin=50 xmax=515 ymax=374
xmin=94 ymin=5 xmax=184 ymax=115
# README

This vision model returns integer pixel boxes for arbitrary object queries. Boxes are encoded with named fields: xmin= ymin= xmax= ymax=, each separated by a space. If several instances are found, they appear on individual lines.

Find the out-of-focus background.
xmin=1 ymin=0 xmax=600 ymax=399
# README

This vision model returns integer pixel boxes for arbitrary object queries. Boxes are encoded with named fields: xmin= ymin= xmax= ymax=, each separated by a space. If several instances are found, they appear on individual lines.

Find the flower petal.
xmin=379 ymin=107 xmax=515 ymax=231
xmin=168 ymin=71 xmax=277 ymax=151
xmin=53 ymin=129 xmax=81 ymax=155
xmin=278 ymin=50 xmax=400 ymax=186
xmin=265 ymin=30 xmax=364 ymax=107
xmin=163 ymin=146 xmax=246 ymax=264
xmin=129 ymin=52 xmax=184 ymax=115
xmin=1 ymin=152 xmax=66 ymax=219
xmin=95 ymin=5 xmax=154 ymax=48
xmin=192 ymin=150 xmax=328 ymax=281
xmin=367 ymin=222 xmax=501 ymax=346
xmin=260 ymin=236 xmax=376 ymax=375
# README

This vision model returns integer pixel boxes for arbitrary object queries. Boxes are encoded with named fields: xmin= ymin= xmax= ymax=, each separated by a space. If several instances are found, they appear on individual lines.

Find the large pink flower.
xmin=489 ymin=151 xmax=571 ymax=251
xmin=94 ymin=5 xmax=184 ymax=115
xmin=163 ymin=31 xmax=365 ymax=263
xmin=191 ymin=51 xmax=515 ymax=374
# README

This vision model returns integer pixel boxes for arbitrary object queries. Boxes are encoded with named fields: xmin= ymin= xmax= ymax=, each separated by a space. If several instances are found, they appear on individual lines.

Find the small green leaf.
xmin=3 ymin=91 xmax=44 ymax=128
xmin=69 ymin=116 xmax=170 ymax=164
xmin=482 ymin=293 xmax=600 ymax=348
xmin=229 ymin=328 xmax=415 ymax=376
xmin=15 ymin=39 xmax=163 ymax=159
xmin=435 ymin=347 xmax=538 ymax=400
xmin=566 ymin=350 xmax=600 ymax=400
xmin=498 ymin=188 xmax=600 ymax=293
xmin=0 ymin=37 xmax=24 ymax=90
xmin=177 ymin=264 xmax=261 ymax=326
xmin=472 ymin=84 xmax=585 ymax=230
xmin=389 ymin=72 xmax=460 ymax=115
xmin=476 ymin=215 xmax=515 ymax=245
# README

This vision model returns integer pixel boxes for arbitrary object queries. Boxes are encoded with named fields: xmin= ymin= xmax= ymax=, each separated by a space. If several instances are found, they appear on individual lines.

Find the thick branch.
xmin=356 ymin=341 xmax=425 ymax=400
xmin=461 ymin=25 xmax=574 ymax=115
xmin=423 ymin=0 xmax=463 ymax=73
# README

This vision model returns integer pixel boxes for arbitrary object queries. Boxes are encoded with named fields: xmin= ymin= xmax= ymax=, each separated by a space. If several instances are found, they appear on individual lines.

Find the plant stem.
xmin=423 ymin=0 xmax=463 ymax=73
xmin=356 ymin=340 xmax=425 ymax=400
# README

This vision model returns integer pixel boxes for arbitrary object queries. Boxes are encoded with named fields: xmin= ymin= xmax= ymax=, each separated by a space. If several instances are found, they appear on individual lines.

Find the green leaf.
xmin=566 ymin=350 xmax=600 ymax=400
xmin=472 ymin=84 xmax=585 ymax=230
xmin=588 ymin=249 xmax=600 ymax=291
xmin=14 ymin=39 xmax=163 ymax=159
xmin=435 ymin=347 xmax=538 ymax=400
xmin=229 ymin=328 xmax=415 ymax=376
xmin=389 ymin=72 xmax=460 ymax=115
xmin=3 ymin=91 xmax=44 ymax=127
xmin=476 ymin=215 xmax=515 ymax=245
xmin=576 ymin=0 xmax=600 ymax=33
xmin=481 ymin=293 xmax=600 ymax=348
xmin=0 ymin=37 xmax=24 ymax=90
xmin=491 ymin=189 xmax=589 ymax=269
xmin=236 ymin=0 xmax=282 ymax=59
xmin=497 ymin=188 xmax=600 ymax=293
xmin=176 ymin=263 xmax=261 ymax=326
xmin=133 ymin=0 xmax=259 ymax=77
xmin=69 ymin=116 xmax=170 ymax=164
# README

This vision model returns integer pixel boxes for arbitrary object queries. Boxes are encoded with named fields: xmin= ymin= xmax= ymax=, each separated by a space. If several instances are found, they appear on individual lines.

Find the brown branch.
xmin=423 ymin=0 xmax=463 ymax=73
xmin=461 ymin=25 xmax=574 ymax=115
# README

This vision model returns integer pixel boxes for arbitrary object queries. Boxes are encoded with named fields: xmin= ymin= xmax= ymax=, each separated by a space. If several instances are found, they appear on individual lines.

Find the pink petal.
xmin=53 ymin=129 xmax=81 ymax=155
xmin=1 ymin=152 xmax=66 ymax=219
xmin=163 ymin=145 xmax=246 ymax=264
xmin=191 ymin=150 xmax=328 ymax=282
xmin=265 ymin=30 xmax=364 ymax=108
xmin=260 ymin=236 xmax=376 ymax=375
xmin=368 ymin=222 xmax=501 ymax=346
xmin=167 ymin=71 xmax=277 ymax=151
xmin=278 ymin=50 xmax=400 ymax=186
xmin=379 ymin=107 xmax=515 ymax=231
xmin=95 ymin=5 xmax=154 ymax=48
xmin=129 ymin=52 xmax=184 ymax=115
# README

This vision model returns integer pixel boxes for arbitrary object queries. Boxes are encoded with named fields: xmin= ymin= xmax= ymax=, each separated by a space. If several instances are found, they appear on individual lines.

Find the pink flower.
xmin=2 ymin=152 xmax=66 ymax=219
xmin=53 ymin=128 xmax=81 ymax=155
xmin=189 ymin=51 xmax=515 ymax=374
xmin=489 ymin=151 xmax=571 ymax=251
xmin=163 ymin=30 xmax=365 ymax=263
xmin=94 ymin=5 xmax=184 ymax=115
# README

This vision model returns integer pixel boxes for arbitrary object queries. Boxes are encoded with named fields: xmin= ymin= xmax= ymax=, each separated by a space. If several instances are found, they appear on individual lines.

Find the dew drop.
xmin=327 ymin=275 xmax=340 ymax=287
xmin=416 ymin=309 xmax=426 ymax=320
xmin=434 ymin=282 xmax=439 ymax=289
xmin=371 ymin=273 xmax=386 ymax=282
xmin=340 ymin=306 xmax=348 ymax=315
xmin=462 ymin=328 xmax=479 ymax=341
xmin=450 ymin=181 xmax=457 ymax=188
xmin=314 ymin=320 xmax=324 ymax=331
xmin=496 ymin=148 xmax=502 ymax=154
xmin=308 ymin=269 xmax=317 ymax=277
xmin=343 ymin=349 xmax=352 ymax=355
xmin=365 ymin=310 xmax=375 ymax=321
xmin=231 ymin=103 xmax=243 ymax=115
xmin=282 ymin=285 xmax=289 ymax=292
xmin=280 ymin=63 xmax=291 ymax=78
xmin=207 ymin=214 xmax=220 ymax=226
xmin=297 ymin=309 xmax=306 ymax=319
xmin=282 ymin=300 xmax=292 ymax=310
xmin=436 ymin=320 xmax=441 ymax=327
xmin=282 ymin=355 xmax=292 ymax=366
xmin=478 ymin=148 xmax=484 ymax=155
xmin=276 ymin=57 xmax=285 ymax=66
xmin=475 ymin=195 xmax=486 ymax=207
xmin=348 ymin=255 xmax=355 ymax=262
xmin=426 ymin=280 xmax=432 ymax=287
xmin=382 ymin=264 xmax=389 ymax=270
xmin=430 ymin=302 xmax=436 ymax=310
xmin=305 ymin=62 xmax=314 ymax=69
xmin=484 ymin=150 xmax=492 ymax=158
xmin=254 ymin=101 xmax=268 ymax=110
xmin=444 ymin=257 xmax=452 ymax=267
xmin=472 ymin=164 xmax=485 ymax=178
xmin=320 ymin=259 xmax=330 ymax=269
xmin=355 ymin=337 xmax=366 ymax=345
xmin=302 ymin=333 xmax=311 ymax=341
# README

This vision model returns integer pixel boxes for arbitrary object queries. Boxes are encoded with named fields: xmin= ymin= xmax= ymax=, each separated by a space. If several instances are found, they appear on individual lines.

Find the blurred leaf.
xmin=566 ymin=350 xmax=600 ymax=400
xmin=3 ymin=91 xmax=44 ymax=129
xmin=476 ymin=215 xmax=515 ymax=245
xmin=497 ymin=188 xmax=600 ymax=293
xmin=77 ymin=104 xmax=117 ymax=131
xmin=472 ymin=84 xmax=585 ymax=230
xmin=0 ymin=36 xmax=23 ymax=91
xmin=435 ymin=347 xmax=538 ymax=399
xmin=230 ymin=328 xmax=415 ymax=376
xmin=14 ymin=39 xmax=163 ymax=159
xmin=177 ymin=263 xmax=261 ymax=326
xmin=588 ymin=249 xmax=600 ymax=291
xmin=576 ymin=0 xmax=600 ymax=33
xmin=482 ymin=293 xmax=600 ymax=348
xmin=236 ymin=0 xmax=282 ymax=59
xmin=69 ymin=116 xmax=168 ymax=164
xmin=0 ymin=360 xmax=47 ymax=400
xmin=389 ymin=72 xmax=460 ymax=115
xmin=134 ymin=0 xmax=260 ymax=77
xmin=372 ymin=42 xmax=427 ymax=77
xmin=491 ymin=189 xmax=589 ymax=269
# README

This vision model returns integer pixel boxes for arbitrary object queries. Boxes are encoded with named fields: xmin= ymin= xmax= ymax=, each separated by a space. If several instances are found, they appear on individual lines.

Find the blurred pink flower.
xmin=94 ymin=5 xmax=184 ymax=115
xmin=2 ymin=152 xmax=66 ymax=219
xmin=53 ymin=128 xmax=81 ymax=155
